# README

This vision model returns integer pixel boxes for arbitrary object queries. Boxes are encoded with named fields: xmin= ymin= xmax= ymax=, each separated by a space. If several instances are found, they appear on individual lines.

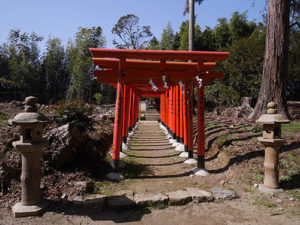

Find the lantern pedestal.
xmin=256 ymin=102 xmax=290 ymax=194
xmin=10 ymin=96 xmax=51 ymax=218
xmin=12 ymin=200 xmax=49 ymax=218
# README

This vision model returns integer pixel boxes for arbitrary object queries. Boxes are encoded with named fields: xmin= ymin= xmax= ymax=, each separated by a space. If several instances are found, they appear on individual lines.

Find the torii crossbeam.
xmin=90 ymin=48 xmax=229 ymax=174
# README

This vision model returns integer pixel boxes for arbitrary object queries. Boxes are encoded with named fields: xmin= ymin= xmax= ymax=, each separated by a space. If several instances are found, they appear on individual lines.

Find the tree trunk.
xmin=189 ymin=0 xmax=195 ymax=51
xmin=249 ymin=0 xmax=291 ymax=119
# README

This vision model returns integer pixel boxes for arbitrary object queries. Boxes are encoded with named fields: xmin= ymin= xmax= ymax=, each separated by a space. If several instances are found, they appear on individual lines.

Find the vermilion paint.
xmin=176 ymin=85 xmax=180 ymax=141
xmin=183 ymin=88 xmax=188 ymax=151
xmin=112 ymin=77 xmax=123 ymax=160
xmin=172 ymin=85 xmax=176 ymax=139
xmin=187 ymin=84 xmax=194 ymax=158
xmin=197 ymin=85 xmax=205 ymax=168
xmin=180 ymin=86 xmax=183 ymax=143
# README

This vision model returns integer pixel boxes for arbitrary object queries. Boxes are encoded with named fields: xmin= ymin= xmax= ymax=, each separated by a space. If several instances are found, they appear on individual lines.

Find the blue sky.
xmin=0 ymin=0 xmax=266 ymax=50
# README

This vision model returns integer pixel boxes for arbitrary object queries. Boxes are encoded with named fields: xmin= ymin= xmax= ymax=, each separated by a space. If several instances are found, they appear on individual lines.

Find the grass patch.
xmin=282 ymin=122 xmax=300 ymax=134
xmin=252 ymin=170 xmax=264 ymax=183
xmin=215 ymin=134 xmax=232 ymax=148
xmin=0 ymin=111 xmax=9 ymax=126
xmin=205 ymin=123 xmax=225 ymax=130
xmin=253 ymin=199 xmax=277 ymax=208
xmin=89 ymin=179 xmax=116 ymax=196
xmin=280 ymin=152 xmax=300 ymax=177
xmin=225 ymin=148 xmax=232 ymax=154
xmin=290 ymin=190 xmax=300 ymax=200
xmin=247 ymin=186 xmax=256 ymax=194
xmin=146 ymin=202 xmax=168 ymax=210
xmin=105 ymin=153 xmax=112 ymax=161
xmin=248 ymin=126 xmax=263 ymax=133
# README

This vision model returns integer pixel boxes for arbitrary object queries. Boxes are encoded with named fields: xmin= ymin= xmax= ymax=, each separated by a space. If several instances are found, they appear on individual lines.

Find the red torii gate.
xmin=90 ymin=48 xmax=229 ymax=174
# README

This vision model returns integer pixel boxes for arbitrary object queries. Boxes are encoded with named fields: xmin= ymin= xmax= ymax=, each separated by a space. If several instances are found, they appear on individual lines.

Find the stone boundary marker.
xmin=70 ymin=187 xmax=236 ymax=210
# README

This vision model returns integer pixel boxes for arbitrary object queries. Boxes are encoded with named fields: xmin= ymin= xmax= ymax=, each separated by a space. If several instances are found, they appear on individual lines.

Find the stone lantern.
xmin=256 ymin=102 xmax=290 ymax=194
xmin=10 ymin=96 xmax=51 ymax=217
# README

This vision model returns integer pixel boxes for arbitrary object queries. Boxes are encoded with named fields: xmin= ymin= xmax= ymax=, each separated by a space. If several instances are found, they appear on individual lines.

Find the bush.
xmin=93 ymin=92 xmax=102 ymax=105
xmin=54 ymin=100 xmax=94 ymax=131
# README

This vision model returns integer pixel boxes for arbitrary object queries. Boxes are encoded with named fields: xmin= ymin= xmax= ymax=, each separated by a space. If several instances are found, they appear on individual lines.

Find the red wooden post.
xmin=169 ymin=86 xmax=173 ymax=137
xmin=183 ymin=87 xmax=188 ymax=152
xmin=165 ymin=91 xmax=169 ymax=129
xmin=130 ymin=91 xmax=136 ymax=129
xmin=172 ymin=85 xmax=176 ymax=139
xmin=118 ymin=83 xmax=125 ymax=152
xmin=159 ymin=94 xmax=164 ymax=124
xmin=197 ymin=85 xmax=205 ymax=168
xmin=124 ymin=86 xmax=131 ymax=141
xmin=135 ymin=95 xmax=139 ymax=124
xmin=187 ymin=84 xmax=194 ymax=158
xmin=180 ymin=86 xmax=184 ymax=144
xmin=176 ymin=85 xmax=180 ymax=142
xmin=128 ymin=88 xmax=133 ymax=133
xmin=111 ymin=58 xmax=125 ymax=170
xmin=122 ymin=84 xmax=127 ymax=144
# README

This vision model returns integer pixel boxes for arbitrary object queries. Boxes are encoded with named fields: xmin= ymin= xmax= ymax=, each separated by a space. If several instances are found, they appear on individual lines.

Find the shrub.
xmin=54 ymin=100 xmax=94 ymax=131
xmin=93 ymin=92 xmax=102 ymax=105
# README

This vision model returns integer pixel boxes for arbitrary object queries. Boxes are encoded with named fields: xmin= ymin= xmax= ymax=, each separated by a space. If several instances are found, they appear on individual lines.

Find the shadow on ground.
xmin=45 ymin=200 xmax=151 ymax=223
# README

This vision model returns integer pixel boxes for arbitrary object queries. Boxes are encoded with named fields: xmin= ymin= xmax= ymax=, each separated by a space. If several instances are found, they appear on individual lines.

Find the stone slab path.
xmin=125 ymin=121 xmax=192 ymax=181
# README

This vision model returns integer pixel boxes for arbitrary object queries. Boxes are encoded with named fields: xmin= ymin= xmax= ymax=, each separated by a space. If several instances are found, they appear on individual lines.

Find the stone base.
xmin=184 ymin=158 xmax=197 ymax=164
xmin=258 ymin=184 xmax=283 ymax=196
xmin=175 ymin=144 xmax=184 ymax=152
xmin=179 ymin=152 xmax=189 ymax=158
xmin=110 ymin=160 xmax=126 ymax=169
xmin=119 ymin=151 xmax=128 ymax=159
xmin=12 ymin=200 xmax=49 ymax=218
xmin=122 ymin=143 xmax=130 ymax=151
xmin=106 ymin=172 xmax=125 ymax=182
xmin=169 ymin=139 xmax=176 ymax=144
xmin=172 ymin=142 xmax=180 ymax=147
xmin=193 ymin=168 xmax=209 ymax=176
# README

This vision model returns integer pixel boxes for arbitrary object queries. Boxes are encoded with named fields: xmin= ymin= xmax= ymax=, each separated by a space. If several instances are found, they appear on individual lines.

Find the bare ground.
xmin=0 ymin=104 xmax=300 ymax=224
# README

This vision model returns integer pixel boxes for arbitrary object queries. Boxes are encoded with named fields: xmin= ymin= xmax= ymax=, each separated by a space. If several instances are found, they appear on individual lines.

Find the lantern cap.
xmin=9 ymin=96 xmax=51 ymax=125
xmin=256 ymin=102 xmax=290 ymax=125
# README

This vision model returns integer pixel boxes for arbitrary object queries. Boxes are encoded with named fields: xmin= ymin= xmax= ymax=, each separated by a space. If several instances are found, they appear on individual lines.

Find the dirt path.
xmin=0 ymin=200 xmax=299 ymax=225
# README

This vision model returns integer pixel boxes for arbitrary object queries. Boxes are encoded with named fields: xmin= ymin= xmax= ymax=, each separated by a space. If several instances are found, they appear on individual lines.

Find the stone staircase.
xmin=141 ymin=108 xmax=160 ymax=121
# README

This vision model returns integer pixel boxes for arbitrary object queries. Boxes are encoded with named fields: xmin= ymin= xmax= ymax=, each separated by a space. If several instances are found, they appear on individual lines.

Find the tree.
xmin=112 ymin=14 xmax=152 ymax=49
xmin=214 ymin=18 xmax=230 ymax=50
xmin=249 ymin=0 xmax=291 ymax=119
xmin=161 ymin=22 xmax=174 ymax=50
xmin=198 ymin=26 xmax=216 ymax=51
xmin=224 ymin=37 xmax=264 ymax=102
xmin=178 ymin=21 xmax=201 ymax=51
xmin=5 ymin=29 xmax=44 ymax=101
xmin=184 ymin=0 xmax=204 ymax=51
xmin=41 ymin=37 xmax=68 ymax=103
xmin=147 ymin=36 xmax=160 ymax=50
xmin=67 ymin=26 xmax=105 ymax=101
xmin=229 ymin=11 xmax=256 ymax=43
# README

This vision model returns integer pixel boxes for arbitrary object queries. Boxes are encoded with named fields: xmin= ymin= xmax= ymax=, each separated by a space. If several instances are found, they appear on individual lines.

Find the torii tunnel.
xmin=90 ymin=48 xmax=229 ymax=173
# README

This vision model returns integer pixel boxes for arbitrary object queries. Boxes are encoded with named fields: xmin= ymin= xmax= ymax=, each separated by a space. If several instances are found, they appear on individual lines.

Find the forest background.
xmin=0 ymin=10 xmax=299 ymax=108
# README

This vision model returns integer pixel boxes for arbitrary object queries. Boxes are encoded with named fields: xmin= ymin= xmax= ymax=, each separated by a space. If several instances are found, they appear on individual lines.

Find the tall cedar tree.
xmin=249 ymin=0 xmax=291 ymax=119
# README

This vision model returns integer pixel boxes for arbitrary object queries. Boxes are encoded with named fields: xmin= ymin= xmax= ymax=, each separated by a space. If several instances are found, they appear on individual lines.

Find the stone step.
xmin=129 ymin=146 xmax=174 ymax=150
xmin=130 ymin=143 xmax=172 ymax=147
